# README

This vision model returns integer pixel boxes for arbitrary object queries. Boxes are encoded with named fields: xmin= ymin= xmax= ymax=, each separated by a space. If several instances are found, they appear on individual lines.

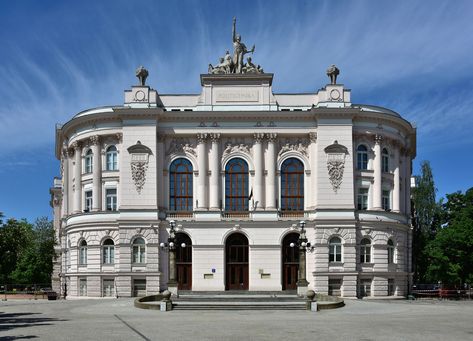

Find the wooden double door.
xmin=226 ymin=233 xmax=249 ymax=290
xmin=282 ymin=233 xmax=300 ymax=290
xmin=176 ymin=233 xmax=192 ymax=290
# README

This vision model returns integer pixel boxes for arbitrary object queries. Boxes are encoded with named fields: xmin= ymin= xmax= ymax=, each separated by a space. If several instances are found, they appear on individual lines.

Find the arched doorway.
xmin=282 ymin=233 xmax=300 ymax=290
xmin=225 ymin=233 xmax=249 ymax=290
xmin=176 ymin=233 xmax=192 ymax=290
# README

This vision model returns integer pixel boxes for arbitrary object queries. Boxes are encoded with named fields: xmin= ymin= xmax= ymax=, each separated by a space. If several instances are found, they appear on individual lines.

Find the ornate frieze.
xmin=127 ymin=141 xmax=152 ymax=194
xmin=89 ymin=135 xmax=100 ymax=146
xmin=166 ymin=138 xmax=197 ymax=157
xmin=324 ymin=141 xmax=349 ymax=193
xmin=222 ymin=142 xmax=251 ymax=157
xmin=278 ymin=138 xmax=309 ymax=157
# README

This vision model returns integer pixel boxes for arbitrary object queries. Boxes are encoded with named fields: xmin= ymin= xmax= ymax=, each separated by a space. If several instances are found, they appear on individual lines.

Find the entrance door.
xmin=282 ymin=233 xmax=300 ymax=290
xmin=176 ymin=233 xmax=192 ymax=290
xmin=226 ymin=233 xmax=249 ymax=290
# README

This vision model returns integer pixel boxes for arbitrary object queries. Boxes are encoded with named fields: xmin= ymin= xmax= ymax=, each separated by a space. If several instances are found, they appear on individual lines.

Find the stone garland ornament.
xmin=324 ymin=141 xmax=349 ymax=193
xmin=127 ymin=141 xmax=153 ymax=194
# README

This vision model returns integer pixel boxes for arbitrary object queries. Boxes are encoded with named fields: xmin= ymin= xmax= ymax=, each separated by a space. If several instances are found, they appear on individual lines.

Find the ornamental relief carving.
xmin=278 ymin=137 xmax=309 ymax=157
xmin=324 ymin=141 xmax=349 ymax=193
xmin=222 ymin=142 xmax=251 ymax=158
xmin=128 ymin=141 xmax=152 ymax=194
xmin=166 ymin=138 xmax=197 ymax=157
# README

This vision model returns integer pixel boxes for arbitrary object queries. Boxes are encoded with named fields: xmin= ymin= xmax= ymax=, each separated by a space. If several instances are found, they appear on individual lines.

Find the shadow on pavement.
xmin=0 ymin=311 xmax=67 ymax=336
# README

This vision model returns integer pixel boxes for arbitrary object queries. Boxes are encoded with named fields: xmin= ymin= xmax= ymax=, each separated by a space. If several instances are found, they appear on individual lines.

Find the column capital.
xmin=116 ymin=133 xmax=123 ymax=143
xmin=209 ymin=133 xmax=221 ymax=142
xmin=253 ymin=133 xmax=265 ymax=142
xmin=71 ymin=141 xmax=81 ymax=151
xmin=374 ymin=134 xmax=383 ymax=145
xmin=90 ymin=135 xmax=100 ymax=146
xmin=197 ymin=133 xmax=208 ymax=143
xmin=309 ymin=132 xmax=317 ymax=143
xmin=266 ymin=133 xmax=278 ymax=141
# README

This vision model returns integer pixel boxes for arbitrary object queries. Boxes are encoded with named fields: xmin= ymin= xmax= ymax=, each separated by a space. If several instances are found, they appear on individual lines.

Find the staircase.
xmin=172 ymin=291 xmax=308 ymax=311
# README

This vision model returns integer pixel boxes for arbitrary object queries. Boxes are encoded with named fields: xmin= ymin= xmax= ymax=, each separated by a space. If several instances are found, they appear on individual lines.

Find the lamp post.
xmin=290 ymin=220 xmax=313 ymax=297
xmin=159 ymin=220 xmax=187 ymax=296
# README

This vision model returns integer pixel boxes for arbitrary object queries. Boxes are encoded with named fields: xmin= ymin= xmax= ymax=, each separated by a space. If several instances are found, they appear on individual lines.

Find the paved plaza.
xmin=1 ymin=298 xmax=472 ymax=340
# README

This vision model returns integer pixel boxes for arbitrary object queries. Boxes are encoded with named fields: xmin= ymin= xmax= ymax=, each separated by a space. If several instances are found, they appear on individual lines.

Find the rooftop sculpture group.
xmin=208 ymin=17 xmax=264 ymax=75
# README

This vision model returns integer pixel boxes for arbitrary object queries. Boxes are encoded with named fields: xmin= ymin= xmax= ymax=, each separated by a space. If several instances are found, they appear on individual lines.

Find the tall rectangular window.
xmin=79 ymin=278 xmax=87 ymax=296
xmin=382 ymin=190 xmax=390 ymax=211
xmin=357 ymin=188 xmax=368 ymax=210
xmin=328 ymin=278 xmax=342 ymax=296
xmin=85 ymin=191 xmax=93 ymax=212
xmin=388 ymin=279 xmax=395 ymax=296
xmin=106 ymin=189 xmax=117 ymax=211
xmin=358 ymin=279 xmax=372 ymax=298
xmin=102 ymin=279 xmax=115 ymax=297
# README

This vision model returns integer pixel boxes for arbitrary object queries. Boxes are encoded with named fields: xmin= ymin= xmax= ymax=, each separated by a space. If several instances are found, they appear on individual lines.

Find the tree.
xmin=0 ymin=218 xmax=34 ymax=284
xmin=426 ymin=188 xmax=473 ymax=285
xmin=11 ymin=217 xmax=56 ymax=285
xmin=411 ymin=161 xmax=440 ymax=283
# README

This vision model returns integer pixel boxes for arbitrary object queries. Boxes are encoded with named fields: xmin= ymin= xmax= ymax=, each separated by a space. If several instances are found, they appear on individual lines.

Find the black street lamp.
xmin=289 ymin=220 xmax=313 ymax=296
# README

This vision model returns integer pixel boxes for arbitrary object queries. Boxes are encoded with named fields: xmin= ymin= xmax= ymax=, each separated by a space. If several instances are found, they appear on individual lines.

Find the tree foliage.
xmin=0 ymin=216 xmax=56 ymax=285
xmin=425 ymin=188 xmax=473 ymax=285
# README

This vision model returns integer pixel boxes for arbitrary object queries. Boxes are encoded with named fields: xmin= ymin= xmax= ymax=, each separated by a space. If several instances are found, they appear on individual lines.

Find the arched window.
xmin=360 ymin=238 xmax=371 ymax=263
xmin=225 ymin=158 xmax=249 ymax=211
xmin=103 ymin=239 xmax=115 ymax=264
xmin=357 ymin=145 xmax=368 ymax=170
xmin=79 ymin=240 xmax=87 ymax=265
xmin=132 ymin=237 xmax=146 ymax=264
xmin=169 ymin=158 xmax=193 ymax=211
xmin=382 ymin=148 xmax=389 ymax=173
xmin=387 ymin=239 xmax=395 ymax=264
xmin=106 ymin=145 xmax=118 ymax=171
xmin=281 ymin=158 xmax=304 ymax=211
xmin=329 ymin=237 xmax=342 ymax=263
xmin=85 ymin=149 xmax=93 ymax=173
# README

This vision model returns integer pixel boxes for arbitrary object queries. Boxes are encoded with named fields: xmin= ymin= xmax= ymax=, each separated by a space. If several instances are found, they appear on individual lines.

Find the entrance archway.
xmin=282 ymin=233 xmax=300 ymax=290
xmin=225 ymin=233 xmax=249 ymax=290
xmin=176 ymin=233 xmax=192 ymax=290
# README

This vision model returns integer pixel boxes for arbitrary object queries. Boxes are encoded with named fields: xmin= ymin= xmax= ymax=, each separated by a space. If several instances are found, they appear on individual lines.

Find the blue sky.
xmin=1 ymin=0 xmax=472 ymax=222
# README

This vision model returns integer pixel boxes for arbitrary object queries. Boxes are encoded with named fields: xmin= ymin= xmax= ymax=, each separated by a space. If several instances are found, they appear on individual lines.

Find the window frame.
xmin=169 ymin=158 xmax=193 ymax=212
xmin=329 ymin=236 xmax=342 ymax=263
xmin=79 ymin=240 xmax=87 ymax=265
xmin=387 ymin=239 xmax=395 ymax=264
xmin=106 ymin=188 xmax=117 ymax=211
xmin=280 ymin=158 xmax=304 ymax=211
xmin=357 ymin=145 xmax=369 ymax=170
xmin=106 ymin=145 xmax=118 ymax=171
xmin=84 ymin=190 xmax=93 ymax=212
xmin=132 ymin=237 xmax=146 ymax=264
xmin=225 ymin=158 xmax=249 ymax=211
xmin=360 ymin=238 xmax=372 ymax=264
xmin=357 ymin=188 xmax=369 ymax=210
xmin=85 ymin=149 xmax=93 ymax=174
xmin=102 ymin=239 xmax=115 ymax=264
xmin=382 ymin=189 xmax=391 ymax=211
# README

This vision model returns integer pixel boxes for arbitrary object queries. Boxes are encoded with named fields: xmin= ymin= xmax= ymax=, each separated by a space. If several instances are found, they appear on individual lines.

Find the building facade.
xmin=50 ymin=30 xmax=416 ymax=298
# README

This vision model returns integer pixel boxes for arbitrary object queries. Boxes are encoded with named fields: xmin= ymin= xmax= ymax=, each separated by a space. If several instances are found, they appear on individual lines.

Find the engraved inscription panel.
xmin=215 ymin=90 xmax=259 ymax=102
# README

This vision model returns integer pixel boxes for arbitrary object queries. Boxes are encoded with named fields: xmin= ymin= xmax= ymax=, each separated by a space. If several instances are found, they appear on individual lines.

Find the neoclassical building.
xmin=50 ymin=23 xmax=416 ymax=299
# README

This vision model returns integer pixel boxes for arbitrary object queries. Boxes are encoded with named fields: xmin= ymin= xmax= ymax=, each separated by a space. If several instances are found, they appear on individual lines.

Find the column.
xmin=157 ymin=134 xmax=165 ymax=210
xmin=253 ymin=133 xmax=265 ymax=210
xmin=91 ymin=136 xmax=102 ymax=211
xmin=61 ymin=147 xmax=69 ymax=217
xmin=393 ymin=144 xmax=400 ymax=212
xmin=372 ymin=135 xmax=383 ymax=210
xmin=209 ymin=133 xmax=220 ymax=210
xmin=405 ymin=153 xmax=412 ymax=215
xmin=72 ymin=141 xmax=82 ymax=213
xmin=196 ymin=133 xmax=208 ymax=210
xmin=265 ymin=133 xmax=277 ymax=210
xmin=309 ymin=132 xmax=317 ymax=209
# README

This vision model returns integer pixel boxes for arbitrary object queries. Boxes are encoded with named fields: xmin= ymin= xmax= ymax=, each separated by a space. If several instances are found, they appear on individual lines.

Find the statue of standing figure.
xmin=136 ymin=66 xmax=149 ymax=86
xmin=232 ymin=17 xmax=255 ymax=73
xmin=326 ymin=64 xmax=340 ymax=85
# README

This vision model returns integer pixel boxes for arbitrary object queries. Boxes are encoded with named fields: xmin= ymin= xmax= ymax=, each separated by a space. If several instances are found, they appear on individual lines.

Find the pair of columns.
xmin=195 ymin=133 xmax=278 ymax=211
xmin=71 ymin=136 xmax=103 ymax=214
xmin=372 ymin=135 xmax=400 ymax=212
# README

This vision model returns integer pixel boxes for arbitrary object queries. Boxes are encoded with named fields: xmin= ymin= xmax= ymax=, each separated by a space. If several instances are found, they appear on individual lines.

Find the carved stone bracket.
xmin=324 ymin=141 xmax=349 ymax=193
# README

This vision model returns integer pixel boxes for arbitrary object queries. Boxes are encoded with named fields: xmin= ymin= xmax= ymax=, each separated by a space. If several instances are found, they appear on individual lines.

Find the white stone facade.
xmin=50 ymin=72 xmax=416 ymax=299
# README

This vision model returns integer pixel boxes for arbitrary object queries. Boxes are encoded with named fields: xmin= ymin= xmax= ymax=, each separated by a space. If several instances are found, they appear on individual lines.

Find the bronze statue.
xmin=136 ymin=66 xmax=149 ymax=86
xmin=326 ymin=64 xmax=340 ymax=85
xmin=232 ymin=17 xmax=255 ymax=73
